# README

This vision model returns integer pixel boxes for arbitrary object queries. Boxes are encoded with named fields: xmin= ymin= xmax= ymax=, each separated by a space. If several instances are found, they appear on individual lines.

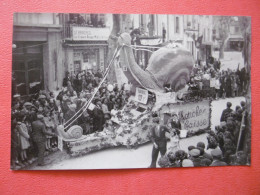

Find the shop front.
xmin=12 ymin=42 xmax=44 ymax=96
xmin=199 ymin=42 xmax=213 ymax=62
xmin=64 ymin=41 xmax=108 ymax=75
xmin=13 ymin=24 xmax=63 ymax=98
xmin=63 ymin=26 xmax=110 ymax=74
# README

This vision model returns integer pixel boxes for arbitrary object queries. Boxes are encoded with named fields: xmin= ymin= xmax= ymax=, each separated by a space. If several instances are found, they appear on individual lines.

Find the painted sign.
xmin=72 ymin=27 xmax=110 ymax=41
xmin=135 ymin=87 xmax=148 ymax=104
xmin=159 ymin=100 xmax=210 ymax=132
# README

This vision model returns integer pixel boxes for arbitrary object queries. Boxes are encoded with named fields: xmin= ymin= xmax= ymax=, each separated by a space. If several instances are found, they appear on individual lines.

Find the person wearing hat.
xmin=31 ymin=114 xmax=56 ymax=166
xmin=92 ymin=100 xmax=105 ymax=132
xmin=189 ymin=149 xmax=202 ymax=167
xmin=220 ymin=102 xmax=233 ymax=122
xmin=182 ymin=159 xmax=194 ymax=167
xmin=240 ymin=101 xmax=246 ymax=111
xmin=197 ymin=142 xmax=213 ymax=161
xmin=149 ymin=117 xmax=170 ymax=168
xmin=210 ymin=148 xmax=227 ymax=166
xmin=168 ymin=113 xmax=181 ymax=136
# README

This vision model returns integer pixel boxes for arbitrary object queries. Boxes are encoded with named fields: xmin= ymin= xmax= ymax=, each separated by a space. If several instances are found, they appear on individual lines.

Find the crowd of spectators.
xmin=158 ymin=100 xmax=250 ymax=168
xmin=11 ymin=69 xmax=130 ymax=169
xmin=186 ymin=58 xmax=250 ymax=101
xmin=10 ymin=57 xmax=251 ymax=169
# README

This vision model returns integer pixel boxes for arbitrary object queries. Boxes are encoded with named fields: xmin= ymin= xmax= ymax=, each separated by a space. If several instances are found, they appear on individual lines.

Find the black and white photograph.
xmin=11 ymin=13 xmax=251 ymax=170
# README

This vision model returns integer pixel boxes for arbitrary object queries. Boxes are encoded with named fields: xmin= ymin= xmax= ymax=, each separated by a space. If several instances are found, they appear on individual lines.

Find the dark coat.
xmin=150 ymin=125 xmax=170 ymax=143
xmin=31 ymin=120 xmax=53 ymax=142
xmin=220 ymin=108 xmax=233 ymax=122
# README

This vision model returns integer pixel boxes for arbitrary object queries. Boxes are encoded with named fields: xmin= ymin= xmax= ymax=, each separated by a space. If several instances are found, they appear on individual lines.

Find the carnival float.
xmin=57 ymin=33 xmax=211 ymax=157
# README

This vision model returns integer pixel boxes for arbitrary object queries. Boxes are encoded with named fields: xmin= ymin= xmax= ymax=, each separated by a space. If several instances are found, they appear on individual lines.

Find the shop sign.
xmin=140 ymin=38 xmax=162 ymax=46
xmin=72 ymin=27 xmax=110 ymax=41
xmin=135 ymin=87 xmax=148 ymax=104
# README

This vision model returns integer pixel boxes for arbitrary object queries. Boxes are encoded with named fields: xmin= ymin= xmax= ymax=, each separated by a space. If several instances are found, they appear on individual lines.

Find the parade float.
xmin=57 ymin=33 xmax=211 ymax=157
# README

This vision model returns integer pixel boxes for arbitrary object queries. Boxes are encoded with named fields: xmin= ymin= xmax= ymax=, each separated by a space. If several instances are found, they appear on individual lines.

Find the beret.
xmin=24 ymin=102 xmax=33 ymax=107
xmin=189 ymin=149 xmax=200 ymax=157
xmin=211 ymin=148 xmax=223 ymax=157
xmin=182 ymin=159 xmax=194 ymax=167
xmin=37 ymin=114 xmax=44 ymax=119
xmin=38 ymin=95 xmax=46 ymax=99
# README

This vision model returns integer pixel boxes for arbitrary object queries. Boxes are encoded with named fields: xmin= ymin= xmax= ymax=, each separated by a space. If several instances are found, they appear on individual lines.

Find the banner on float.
xmin=135 ymin=87 xmax=148 ymax=104
xmin=159 ymin=100 xmax=210 ymax=132
xmin=58 ymin=136 xmax=63 ymax=151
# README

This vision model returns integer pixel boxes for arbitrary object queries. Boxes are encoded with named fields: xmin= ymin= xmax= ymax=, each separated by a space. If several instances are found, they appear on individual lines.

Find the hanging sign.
xmin=72 ymin=27 xmax=110 ymax=41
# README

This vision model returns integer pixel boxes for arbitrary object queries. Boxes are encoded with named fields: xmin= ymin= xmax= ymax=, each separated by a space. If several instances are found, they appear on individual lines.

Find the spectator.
xmin=210 ymin=148 xmax=227 ymax=166
xmin=220 ymin=102 xmax=233 ymax=122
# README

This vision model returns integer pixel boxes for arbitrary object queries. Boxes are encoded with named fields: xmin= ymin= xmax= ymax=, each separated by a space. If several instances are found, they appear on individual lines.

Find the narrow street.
xmin=28 ymin=97 xmax=245 ymax=170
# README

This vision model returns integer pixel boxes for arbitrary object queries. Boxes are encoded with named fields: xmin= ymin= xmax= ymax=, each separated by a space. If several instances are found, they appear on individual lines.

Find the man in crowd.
xmin=149 ymin=117 xmax=170 ymax=168
xmin=210 ymin=148 xmax=227 ymax=166
xmin=32 ymin=114 xmax=56 ymax=166
xmin=220 ymin=102 xmax=233 ymax=122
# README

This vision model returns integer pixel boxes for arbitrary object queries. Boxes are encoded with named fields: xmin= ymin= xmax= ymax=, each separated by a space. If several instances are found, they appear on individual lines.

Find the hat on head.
xmin=188 ymin=145 xmax=196 ymax=151
xmin=240 ymin=101 xmax=246 ymax=107
xmin=13 ymin=94 xmax=21 ymax=98
xmin=24 ymin=102 xmax=33 ymax=107
xmin=37 ymin=114 xmax=44 ymax=119
xmin=197 ymin=142 xmax=205 ymax=149
xmin=182 ymin=159 xmax=194 ymax=167
xmin=211 ymin=148 xmax=222 ymax=158
xmin=189 ymin=149 xmax=200 ymax=157
xmin=39 ymin=95 xmax=46 ymax=99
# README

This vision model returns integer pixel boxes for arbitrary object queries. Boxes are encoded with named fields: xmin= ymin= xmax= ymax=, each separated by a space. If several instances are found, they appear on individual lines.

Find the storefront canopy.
xmin=228 ymin=35 xmax=244 ymax=42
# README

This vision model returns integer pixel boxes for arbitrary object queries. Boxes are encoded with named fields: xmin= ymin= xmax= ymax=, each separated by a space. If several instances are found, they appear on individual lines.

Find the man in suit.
xmin=220 ymin=102 xmax=233 ymax=122
xmin=149 ymin=117 xmax=170 ymax=168
xmin=32 ymin=114 xmax=56 ymax=166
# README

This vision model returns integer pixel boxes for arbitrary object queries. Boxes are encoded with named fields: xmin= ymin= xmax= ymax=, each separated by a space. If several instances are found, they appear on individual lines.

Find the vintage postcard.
xmin=11 ymin=13 xmax=251 ymax=170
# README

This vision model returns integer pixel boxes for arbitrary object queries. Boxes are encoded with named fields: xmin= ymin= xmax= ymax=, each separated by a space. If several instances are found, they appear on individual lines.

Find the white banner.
xmin=72 ymin=27 xmax=110 ymax=41
xmin=135 ymin=87 xmax=148 ymax=104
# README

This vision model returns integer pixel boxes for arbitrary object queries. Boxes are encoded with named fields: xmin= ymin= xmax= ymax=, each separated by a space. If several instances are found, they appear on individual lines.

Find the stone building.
xmin=12 ymin=13 xmax=64 ymax=96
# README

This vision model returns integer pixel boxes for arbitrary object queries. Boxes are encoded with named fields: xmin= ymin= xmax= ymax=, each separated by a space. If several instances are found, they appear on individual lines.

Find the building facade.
xmin=60 ymin=13 xmax=113 ymax=75
xmin=124 ymin=14 xmax=214 ymax=68
xmin=12 ymin=13 xmax=64 ymax=96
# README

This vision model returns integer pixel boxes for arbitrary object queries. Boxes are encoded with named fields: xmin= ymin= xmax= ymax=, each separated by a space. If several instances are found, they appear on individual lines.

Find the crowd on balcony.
xmin=68 ymin=14 xmax=106 ymax=27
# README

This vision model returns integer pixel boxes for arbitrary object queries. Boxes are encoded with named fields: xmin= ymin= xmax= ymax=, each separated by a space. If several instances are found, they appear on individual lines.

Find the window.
xmin=175 ymin=17 xmax=180 ymax=33
xmin=235 ymin=26 xmax=239 ymax=33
